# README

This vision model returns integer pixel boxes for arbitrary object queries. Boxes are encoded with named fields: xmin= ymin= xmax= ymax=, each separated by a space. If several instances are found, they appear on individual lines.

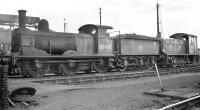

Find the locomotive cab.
xmin=161 ymin=33 xmax=198 ymax=67
xmin=78 ymin=24 xmax=113 ymax=36
xmin=170 ymin=33 xmax=197 ymax=55
xmin=78 ymin=24 xmax=113 ymax=54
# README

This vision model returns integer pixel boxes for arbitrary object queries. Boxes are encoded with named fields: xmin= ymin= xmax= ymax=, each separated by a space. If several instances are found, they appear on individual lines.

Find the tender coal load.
xmin=0 ymin=66 xmax=9 ymax=109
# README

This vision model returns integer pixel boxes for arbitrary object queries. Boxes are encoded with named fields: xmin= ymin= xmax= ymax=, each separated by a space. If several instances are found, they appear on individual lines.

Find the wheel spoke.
xmin=171 ymin=57 xmax=177 ymax=68
xmin=61 ymin=63 xmax=78 ymax=76
xmin=93 ymin=60 xmax=108 ymax=73
xmin=27 ymin=61 xmax=49 ymax=77
xmin=145 ymin=58 xmax=154 ymax=69
xmin=117 ymin=58 xmax=128 ymax=72
xmin=12 ymin=62 xmax=22 ymax=76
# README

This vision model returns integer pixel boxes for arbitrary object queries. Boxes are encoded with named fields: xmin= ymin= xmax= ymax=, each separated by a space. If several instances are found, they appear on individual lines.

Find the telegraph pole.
xmin=99 ymin=8 xmax=102 ymax=26
xmin=156 ymin=0 xmax=161 ymax=39
xmin=64 ymin=18 xmax=66 ymax=33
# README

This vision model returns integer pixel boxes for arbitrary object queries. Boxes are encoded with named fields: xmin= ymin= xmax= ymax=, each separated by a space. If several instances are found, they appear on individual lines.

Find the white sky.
xmin=1 ymin=0 xmax=200 ymax=39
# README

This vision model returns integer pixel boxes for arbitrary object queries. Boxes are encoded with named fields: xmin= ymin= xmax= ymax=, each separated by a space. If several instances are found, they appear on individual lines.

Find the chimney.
xmin=18 ymin=10 xmax=26 ymax=28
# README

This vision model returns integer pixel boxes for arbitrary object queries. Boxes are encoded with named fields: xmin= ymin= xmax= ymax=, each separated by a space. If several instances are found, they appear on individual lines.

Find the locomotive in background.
xmin=113 ymin=32 xmax=198 ymax=71
xmin=0 ymin=29 xmax=11 ymax=56
xmin=5 ymin=10 xmax=199 ymax=77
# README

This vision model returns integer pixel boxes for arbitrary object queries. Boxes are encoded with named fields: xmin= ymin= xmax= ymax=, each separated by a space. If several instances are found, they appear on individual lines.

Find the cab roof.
xmin=78 ymin=24 xmax=113 ymax=31
xmin=170 ymin=33 xmax=197 ymax=39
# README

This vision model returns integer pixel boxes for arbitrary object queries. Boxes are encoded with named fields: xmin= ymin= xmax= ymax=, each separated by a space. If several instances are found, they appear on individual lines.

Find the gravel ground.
xmin=8 ymin=73 xmax=200 ymax=110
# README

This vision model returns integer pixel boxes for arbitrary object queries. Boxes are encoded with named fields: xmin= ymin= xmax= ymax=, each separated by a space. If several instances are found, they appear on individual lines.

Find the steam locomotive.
xmin=6 ymin=10 xmax=199 ymax=77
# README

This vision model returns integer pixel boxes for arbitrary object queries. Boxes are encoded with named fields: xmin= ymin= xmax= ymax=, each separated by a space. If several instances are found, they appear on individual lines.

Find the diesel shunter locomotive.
xmin=8 ymin=10 xmax=199 ymax=77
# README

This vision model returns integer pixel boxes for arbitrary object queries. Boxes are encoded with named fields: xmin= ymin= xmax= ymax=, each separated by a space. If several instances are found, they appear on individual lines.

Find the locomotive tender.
xmin=8 ymin=10 xmax=199 ymax=77
xmin=113 ymin=34 xmax=160 ymax=71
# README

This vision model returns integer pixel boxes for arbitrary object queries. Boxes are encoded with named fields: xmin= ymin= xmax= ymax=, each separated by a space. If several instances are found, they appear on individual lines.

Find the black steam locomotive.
xmin=7 ymin=10 xmax=199 ymax=77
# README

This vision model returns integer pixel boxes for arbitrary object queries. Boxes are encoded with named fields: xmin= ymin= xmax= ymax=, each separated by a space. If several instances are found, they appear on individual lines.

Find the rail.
xmin=158 ymin=95 xmax=200 ymax=110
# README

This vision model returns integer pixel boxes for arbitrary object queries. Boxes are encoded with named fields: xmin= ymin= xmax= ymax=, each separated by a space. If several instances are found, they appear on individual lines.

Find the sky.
xmin=0 ymin=0 xmax=200 ymax=39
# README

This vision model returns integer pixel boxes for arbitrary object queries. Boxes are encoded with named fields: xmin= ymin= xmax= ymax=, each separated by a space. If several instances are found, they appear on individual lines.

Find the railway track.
xmin=20 ymin=65 xmax=200 ymax=85
xmin=158 ymin=95 xmax=200 ymax=110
